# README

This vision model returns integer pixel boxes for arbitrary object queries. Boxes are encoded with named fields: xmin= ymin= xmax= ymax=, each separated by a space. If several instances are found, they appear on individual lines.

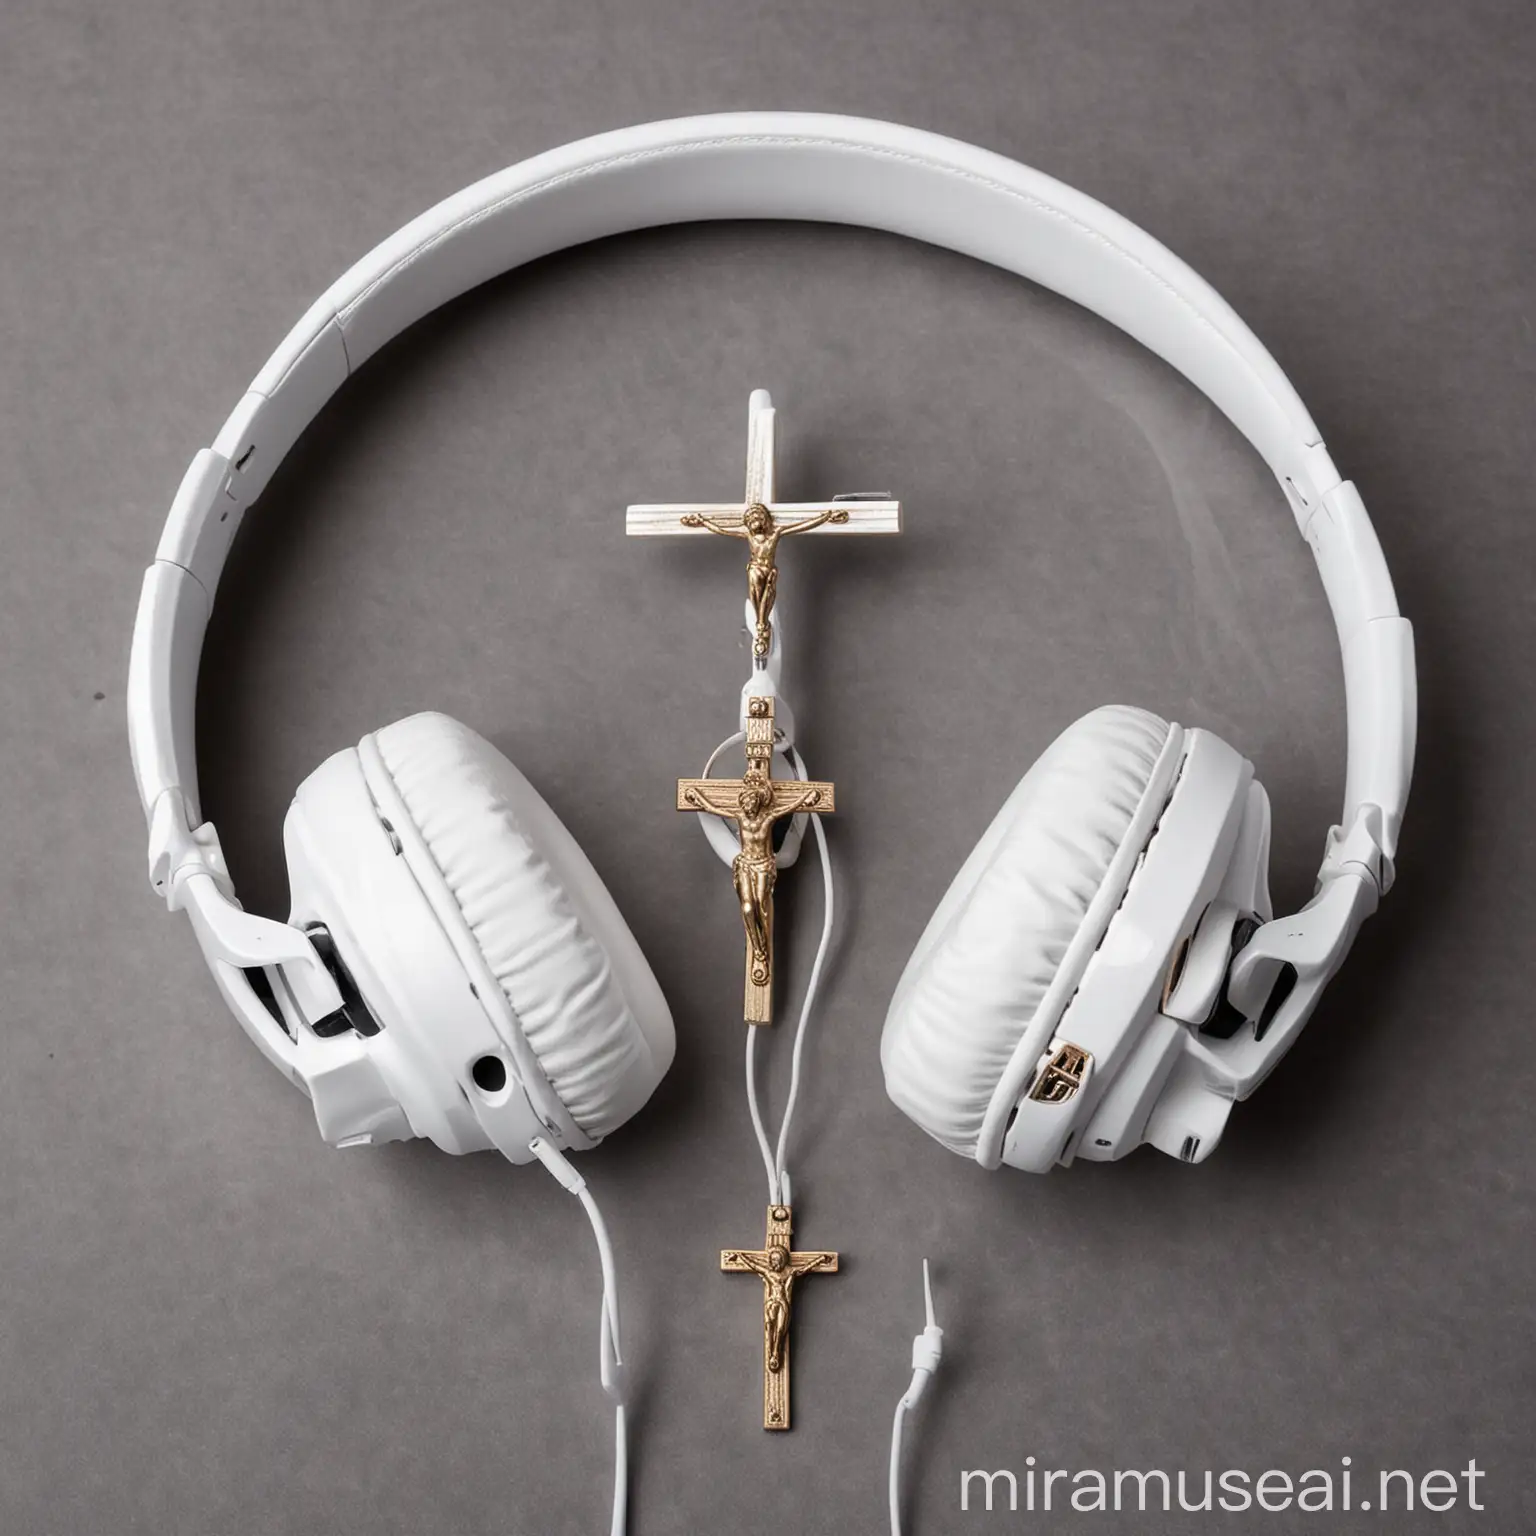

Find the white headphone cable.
xmin=529 ymin=1138 xmax=629 ymax=1536
xmin=742 ymin=748 xmax=835 ymax=1207
xmin=700 ymin=729 xmax=836 ymax=1208
xmin=889 ymin=1260 xmax=944 ymax=1536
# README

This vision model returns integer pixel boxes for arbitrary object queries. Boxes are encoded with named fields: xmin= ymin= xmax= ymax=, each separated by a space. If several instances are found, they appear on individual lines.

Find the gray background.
xmin=2 ymin=2 xmax=1531 ymax=1532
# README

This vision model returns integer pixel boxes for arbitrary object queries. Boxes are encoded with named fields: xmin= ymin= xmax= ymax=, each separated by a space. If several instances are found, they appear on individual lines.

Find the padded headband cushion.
xmin=881 ymin=705 xmax=1171 ymax=1157
xmin=372 ymin=712 xmax=670 ymax=1139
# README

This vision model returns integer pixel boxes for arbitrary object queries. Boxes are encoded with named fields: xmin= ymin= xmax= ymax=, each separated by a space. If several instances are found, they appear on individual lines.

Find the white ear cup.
xmin=285 ymin=742 xmax=551 ymax=1157
xmin=283 ymin=714 xmax=673 ymax=1159
xmin=882 ymin=703 xmax=1277 ymax=1173
xmin=366 ymin=713 xmax=674 ymax=1141
xmin=881 ymin=706 xmax=1180 ymax=1161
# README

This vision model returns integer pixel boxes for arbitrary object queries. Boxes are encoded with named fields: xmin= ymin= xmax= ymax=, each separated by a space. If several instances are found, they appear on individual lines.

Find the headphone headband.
xmin=129 ymin=111 xmax=1414 ymax=940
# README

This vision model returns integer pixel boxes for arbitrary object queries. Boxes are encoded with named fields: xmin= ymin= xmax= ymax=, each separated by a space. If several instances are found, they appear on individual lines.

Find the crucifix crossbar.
xmin=626 ymin=388 xmax=901 ymax=659
xmin=677 ymin=696 xmax=834 ymax=1024
xmin=721 ymin=1203 xmax=838 ymax=1430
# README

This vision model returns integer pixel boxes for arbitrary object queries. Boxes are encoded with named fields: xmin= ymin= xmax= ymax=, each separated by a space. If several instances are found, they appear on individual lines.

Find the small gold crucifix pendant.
xmin=677 ymin=696 xmax=835 ymax=1023
xmin=721 ymin=1203 xmax=839 ymax=1429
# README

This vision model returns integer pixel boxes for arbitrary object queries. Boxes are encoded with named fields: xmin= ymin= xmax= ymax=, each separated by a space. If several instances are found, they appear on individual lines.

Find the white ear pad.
xmin=365 ymin=713 xmax=674 ymax=1141
xmin=881 ymin=706 xmax=1183 ymax=1162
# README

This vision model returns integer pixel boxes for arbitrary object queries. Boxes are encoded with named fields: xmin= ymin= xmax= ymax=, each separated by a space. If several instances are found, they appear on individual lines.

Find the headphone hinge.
xmin=1319 ymin=801 xmax=1390 ymax=895
xmin=147 ymin=788 xmax=233 ymax=908
xmin=149 ymin=788 xmax=350 ymax=1039
xmin=1214 ymin=869 xmax=1378 ymax=1098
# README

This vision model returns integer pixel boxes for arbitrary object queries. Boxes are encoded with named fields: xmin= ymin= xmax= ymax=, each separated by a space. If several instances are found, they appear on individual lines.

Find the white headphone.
xmin=127 ymin=110 xmax=1414 ymax=1529
xmin=128 ymin=110 xmax=1414 ymax=1175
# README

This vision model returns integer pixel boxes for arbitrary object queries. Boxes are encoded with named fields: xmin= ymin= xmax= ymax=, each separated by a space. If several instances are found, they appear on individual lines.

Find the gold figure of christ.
xmin=680 ymin=501 xmax=849 ymax=658
xmin=677 ymin=696 xmax=835 ymax=1024
xmin=721 ymin=1204 xmax=839 ymax=1429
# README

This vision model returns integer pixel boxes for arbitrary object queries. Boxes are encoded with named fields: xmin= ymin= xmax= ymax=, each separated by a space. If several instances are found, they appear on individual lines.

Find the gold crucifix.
xmin=721 ymin=1203 xmax=838 ymax=1429
xmin=677 ymin=696 xmax=834 ymax=1024
xmin=626 ymin=389 xmax=901 ymax=659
